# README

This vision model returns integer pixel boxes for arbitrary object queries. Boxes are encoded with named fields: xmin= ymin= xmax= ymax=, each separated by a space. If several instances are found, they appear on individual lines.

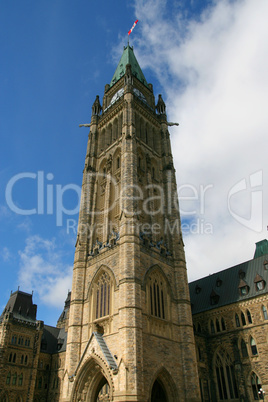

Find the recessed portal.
xmin=151 ymin=378 xmax=168 ymax=402
xmin=95 ymin=375 xmax=110 ymax=401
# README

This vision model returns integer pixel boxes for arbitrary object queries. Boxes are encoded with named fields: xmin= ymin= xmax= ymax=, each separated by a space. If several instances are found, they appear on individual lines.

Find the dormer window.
xmin=254 ymin=274 xmax=265 ymax=291
xmin=240 ymin=286 xmax=249 ymax=296
xmin=210 ymin=290 xmax=220 ymax=305
xmin=263 ymin=260 xmax=268 ymax=270
xmin=238 ymin=279 xmax=249 ymax=296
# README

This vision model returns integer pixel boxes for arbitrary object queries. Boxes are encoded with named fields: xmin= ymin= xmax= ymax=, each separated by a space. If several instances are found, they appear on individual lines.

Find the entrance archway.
xmin=151 ymin=378 xmax=168 ymax=402
xmin=71 ymin=356 xmax=113 ymax=402
xmin=95 ymin=375 xmax=110 ymax=401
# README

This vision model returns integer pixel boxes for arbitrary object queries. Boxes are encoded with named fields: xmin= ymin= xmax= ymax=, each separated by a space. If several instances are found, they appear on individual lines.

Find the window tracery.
xmin=95 ymin=271 xmax=111 ymax=319
xmin=147 ymin=270 xmax=167 ymax=320
xmin=214 ymin=349 xmax=238 ymax=400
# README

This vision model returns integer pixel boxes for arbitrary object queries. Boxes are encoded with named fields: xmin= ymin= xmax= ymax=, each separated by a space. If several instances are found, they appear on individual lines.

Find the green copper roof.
xmin=254 ymin=239 xmax=268 ymax=258
xmin=110 ymin=45 xmax=149 ymax=88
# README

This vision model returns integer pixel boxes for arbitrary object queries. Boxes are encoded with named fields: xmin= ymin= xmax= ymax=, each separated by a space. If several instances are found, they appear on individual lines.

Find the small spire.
xmin=92 ymin=95 xmax=102 ymax=117
xmin=156 ymin=94 xmax=166 ymax=115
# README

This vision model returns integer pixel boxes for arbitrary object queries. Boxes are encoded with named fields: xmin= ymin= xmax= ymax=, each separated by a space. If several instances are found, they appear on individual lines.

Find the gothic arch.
xmin=88 ymin=265 xmax=117 ymax=297
xmin=87 ymin=265 xmax=117 ymax=330
xmin=112 ymin=147 xmax=121 ymax=171
xmin=246 ymin=370 xmax=264 ymax=400
xmin=213 ymin=346 xmax=238 ymax=400
xmin=143 ymin=265 xmax=173 ymax=296
xmin=148 ymin=366 xmax=178 ymax=402
xmin=71 ymin=355 xmax=114 ymax=402
xmin=143 ymin=265 xmax=173 ymax=321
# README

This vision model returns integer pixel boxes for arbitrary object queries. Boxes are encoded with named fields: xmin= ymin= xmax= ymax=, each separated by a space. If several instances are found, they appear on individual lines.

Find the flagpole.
xmin=128 ymin=19 xmax=138 ymax=47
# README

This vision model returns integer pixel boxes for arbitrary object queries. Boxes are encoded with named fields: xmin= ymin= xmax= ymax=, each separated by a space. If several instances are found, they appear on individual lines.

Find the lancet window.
xmin=251 ymin=372 xmax=264 ymax=400
xmin=147 ymin=271 xmax=167 ymax=320
xmin=214 ymin=349 xmax=238 ymax=400
xmin=95 ymin=271 xmax=112 ymax=319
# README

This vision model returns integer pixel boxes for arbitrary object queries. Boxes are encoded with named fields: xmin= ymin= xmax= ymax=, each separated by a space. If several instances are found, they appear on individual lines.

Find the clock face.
xmin=110 ymin=88 xmax=124 ymax=105
xmin=133 ymin=88 xmax=147 ymax=103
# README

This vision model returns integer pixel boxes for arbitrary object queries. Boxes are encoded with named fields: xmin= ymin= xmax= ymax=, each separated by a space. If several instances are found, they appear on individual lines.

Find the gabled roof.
xmin=110 ymin=44 xmax=149 ymax=88
xmin=189 ymin=252 xmax=268 ymax=315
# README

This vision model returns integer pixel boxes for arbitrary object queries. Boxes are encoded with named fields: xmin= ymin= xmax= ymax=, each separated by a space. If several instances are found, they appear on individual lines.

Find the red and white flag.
xmin=128 ymin=20 xmax=138 ymax=35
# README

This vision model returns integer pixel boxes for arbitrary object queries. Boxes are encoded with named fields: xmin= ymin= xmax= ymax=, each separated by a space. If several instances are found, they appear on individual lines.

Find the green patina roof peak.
xmin=110 ymin=44 xmax=149 ymax=88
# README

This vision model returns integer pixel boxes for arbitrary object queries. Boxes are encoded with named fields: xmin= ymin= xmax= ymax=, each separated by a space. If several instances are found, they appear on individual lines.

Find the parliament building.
xmin=0 ymin=45 xmax=267 ymax=402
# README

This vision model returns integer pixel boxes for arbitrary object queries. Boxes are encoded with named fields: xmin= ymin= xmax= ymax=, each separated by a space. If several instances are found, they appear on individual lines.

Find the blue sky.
xmin=1 ymin=0 xmax=268 ymax=326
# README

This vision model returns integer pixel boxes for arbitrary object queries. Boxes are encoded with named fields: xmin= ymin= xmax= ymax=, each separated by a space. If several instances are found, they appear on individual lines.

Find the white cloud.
xmin=133 ymin=0 xmax=268 ymax=280
xmin=18 ymin=235 xmax=72 ymax=307
xmin=1 ymin=247 xmax=11 ymax=262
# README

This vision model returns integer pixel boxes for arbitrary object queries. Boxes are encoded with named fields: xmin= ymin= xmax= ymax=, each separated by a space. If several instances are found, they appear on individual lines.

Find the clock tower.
xmin=62 ymin=44 xmax=201 ymax=401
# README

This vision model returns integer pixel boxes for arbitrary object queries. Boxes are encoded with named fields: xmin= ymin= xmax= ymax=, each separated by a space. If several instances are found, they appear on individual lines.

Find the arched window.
xmin=262 ymin=305 xmax=268 ymax=320
xmin=95 ymin=271 xmax=112 ymax=319
xmin=25 ymin=355 xmax=28 ymax=365
xmin=117 ymin=156 xmax=120 ymax=170
xmin=216 ymin=318 xmax=221 ymax=332
xmin=235 ymin=313 xmax=240 ymax=327
xmin=247 ymin=309 xmax=252 ymax=324
xmin=241 ymin=312 xmax=246 ymax=326
xmin=215 ymin=349 xmax=238 ymax=400
xmin=197 ymin=323 xmax=202 ymax=333
xmin=147 ymin=270 xmax=168 ymax=320
xmin=250 ymin=337 xmax=258 ymax=355
xmin=221 ymin=318 xmax=226 ymax=331
xmin=13 ymin=353 xmax=16 ymax=363
xmin=6 ymin=372 xmax=11 ymax=385
xmin=251 ymin=372 xmax=264 ymax=400
xmin=12 ymin=373 xmax=17 ymax=385
xmin=21 ymin=355 xmax=24 ymax=364
xmin=18 ymin=373 xmax=23 ymax=386
xmin=211 ymin=320 xmax=215 ymax=334
xmin=241 ymin=339 xmax=248 ymax=358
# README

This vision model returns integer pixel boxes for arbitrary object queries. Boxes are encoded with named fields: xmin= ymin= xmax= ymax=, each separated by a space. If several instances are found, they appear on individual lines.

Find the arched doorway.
xmin=151 ymin=378 xmax=168 ymax=402
xmin=71 ymin=356 xmax=113 ymax=402
xmin=95 ymin=375 xmax=110 ymax=401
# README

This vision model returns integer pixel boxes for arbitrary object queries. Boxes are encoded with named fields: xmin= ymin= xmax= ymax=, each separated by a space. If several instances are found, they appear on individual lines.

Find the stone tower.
xmin=62 ymin=45 xmax=201 ymax=401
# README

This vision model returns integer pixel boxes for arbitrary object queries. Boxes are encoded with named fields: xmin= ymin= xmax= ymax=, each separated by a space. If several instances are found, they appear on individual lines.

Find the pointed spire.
xmin=156 ymin=94 xmax=166 ymax=115
xmin=92 ymin=95 xmax=102 ymax=117
xmin=110 ymin=45 xmax=149 ymax=88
